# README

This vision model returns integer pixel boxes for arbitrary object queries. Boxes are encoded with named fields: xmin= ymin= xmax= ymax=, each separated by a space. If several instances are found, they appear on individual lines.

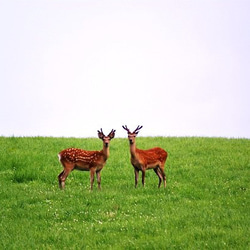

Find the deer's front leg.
xmin=134 ymin=168 xmax=139 ymax=188
xmin=96 ymin=170 xmax=101 ymax=190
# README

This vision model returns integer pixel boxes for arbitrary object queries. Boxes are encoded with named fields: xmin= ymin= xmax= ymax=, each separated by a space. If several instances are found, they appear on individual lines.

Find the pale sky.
xmin=0 ymin=0 xmax=249 ymax=138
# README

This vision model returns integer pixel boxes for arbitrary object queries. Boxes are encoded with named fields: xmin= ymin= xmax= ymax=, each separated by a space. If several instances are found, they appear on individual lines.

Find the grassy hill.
xmin=0 ymin=136 xmax=249 ymax=249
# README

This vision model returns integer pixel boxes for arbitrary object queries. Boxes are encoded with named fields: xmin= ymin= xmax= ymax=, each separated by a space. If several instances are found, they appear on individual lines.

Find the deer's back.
xmin=136 ymin=147 xmax=168 ymax=165
xmin=59 ymin=148 xmax=102 ymax=164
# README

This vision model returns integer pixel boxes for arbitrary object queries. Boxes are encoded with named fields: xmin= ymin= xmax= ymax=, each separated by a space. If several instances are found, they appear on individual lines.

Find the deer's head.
xmin=122 ymin=125 xmax=143 ymax=145
xmin=98 ymin=128 xmax=116 ymax=147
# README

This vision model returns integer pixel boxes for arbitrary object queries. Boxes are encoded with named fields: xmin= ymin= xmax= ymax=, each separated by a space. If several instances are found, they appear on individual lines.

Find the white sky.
xmin=0 ymin=0 xmax=249 ymax=138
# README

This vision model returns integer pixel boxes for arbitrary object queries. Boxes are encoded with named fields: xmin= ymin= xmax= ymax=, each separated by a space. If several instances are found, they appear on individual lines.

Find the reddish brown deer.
xmin=122 ymin=125 xmax=168 ymax=188
xmin=58 ymin=129 xmax=115 ymax=190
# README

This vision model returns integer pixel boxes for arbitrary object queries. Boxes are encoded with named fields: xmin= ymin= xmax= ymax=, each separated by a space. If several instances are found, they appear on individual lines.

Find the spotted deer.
xmin=58 ymin=129 xmax=115 ymax=190
xmin=122 ymin=125 xmax=168 ymax=188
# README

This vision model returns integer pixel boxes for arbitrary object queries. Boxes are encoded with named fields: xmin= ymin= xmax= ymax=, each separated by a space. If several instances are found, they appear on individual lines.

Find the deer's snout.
xmin=128 ymin=137 xmax=134 ymax=144
xmin=103 ymin=138 xmax=110 ymax=147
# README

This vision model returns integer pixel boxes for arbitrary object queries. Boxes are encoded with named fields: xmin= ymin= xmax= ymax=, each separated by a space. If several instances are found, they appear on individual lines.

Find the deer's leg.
xmin=154 ymin=168 xmax=163 ymax=188
xmin=90 ymin=168 xmax=95 ymax=190
xmin=58 ymin=170 xmax=64 ymax=189
xmin=142 ymin=169 xmax=146 ymax=187
xmin=134 ymin=168 xmax=139 ymax=188
xmin=58 ymin=169 xmax=71 ymax=189
xmin=159 ymin=166 xmax=167 ymax=188
xmin=96 ymin=170 xmax=101 ymax=190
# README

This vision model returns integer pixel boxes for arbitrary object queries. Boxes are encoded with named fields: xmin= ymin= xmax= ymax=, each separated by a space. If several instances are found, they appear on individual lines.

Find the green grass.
xmin=0 ymin=136 xmax=249 ymax=249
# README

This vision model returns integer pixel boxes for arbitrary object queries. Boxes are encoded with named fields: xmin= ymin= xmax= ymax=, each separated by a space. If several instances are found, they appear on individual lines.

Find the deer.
xmin=58 ymin=129 xmax=115 ymax=190
xmin=122 ymin=125 xmax=168 ymax=188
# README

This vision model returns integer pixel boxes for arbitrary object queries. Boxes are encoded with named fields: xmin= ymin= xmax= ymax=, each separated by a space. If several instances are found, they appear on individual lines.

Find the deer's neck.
xmin=102 ymin=144 xmax=110 ymax=161
xmin=129 ymin=142 xmax=137 ymax=158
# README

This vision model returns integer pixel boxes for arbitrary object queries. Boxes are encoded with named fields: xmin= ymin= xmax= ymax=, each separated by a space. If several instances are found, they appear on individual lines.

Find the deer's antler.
xmin=98 ymin=128 xmax=105 ymax=139
xmin=133 ymin=125 xmax=143 ymax=134
xmin=108 ymin=129 xmax=116 ymax=139
xmin=122 ymin=125 xmax=131 ymax=134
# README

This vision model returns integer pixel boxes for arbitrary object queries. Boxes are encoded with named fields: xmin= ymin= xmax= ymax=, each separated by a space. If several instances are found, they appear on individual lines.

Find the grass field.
xmin=0 ymin=136 xmax=249 ymax=249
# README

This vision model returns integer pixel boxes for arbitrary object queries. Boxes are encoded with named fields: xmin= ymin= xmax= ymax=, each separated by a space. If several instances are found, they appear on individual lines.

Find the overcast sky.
xmin=0 ymin=0 xmax=249 ymax=138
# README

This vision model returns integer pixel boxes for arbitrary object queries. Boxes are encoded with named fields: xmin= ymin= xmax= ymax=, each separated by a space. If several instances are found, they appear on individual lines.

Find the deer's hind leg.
xmin=58 ymin=162 xmax=74 ymax=189
xmin=154 ymin=167 xmax=163 ymax=188
xmin=159 ymin=164 xmax=167 ymax=188
xmin=142 ymin=169 xmax=146 ymax=187
xmin=58 ymin=170 xmax=64 ymax=189
xmin=58 ymin=169 xmax=72 ymax=189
